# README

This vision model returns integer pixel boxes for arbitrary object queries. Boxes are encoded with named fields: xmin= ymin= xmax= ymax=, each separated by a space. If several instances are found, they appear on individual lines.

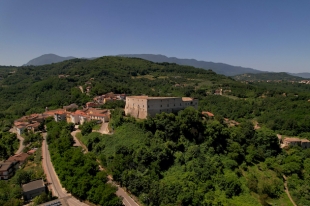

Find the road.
xmin=15 ymin=133 xmax=25 ymax=154
xmin=9 ymin=128 xmax=25 ymax=155
xmin=71 ymin=131 xmax=139 ymax=206
xmin=42 ymin=133 xmax=88 ymax=206
xmin=98 ymin=122 xmax=109 ymax=134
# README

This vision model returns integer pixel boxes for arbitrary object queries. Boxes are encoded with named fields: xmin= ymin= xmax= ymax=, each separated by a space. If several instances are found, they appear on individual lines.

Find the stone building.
xmin=125 ymin=96 xmax=198 ymax=119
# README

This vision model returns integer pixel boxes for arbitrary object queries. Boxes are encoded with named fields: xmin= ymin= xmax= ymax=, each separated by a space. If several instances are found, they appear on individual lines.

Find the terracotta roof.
xmin=72 ymin=110 xmax=87 ymax=115
xmin=89 ymin=113 xmax=107 ymax=117
xmin=44 ymin=109 xmax=65 ymax=116
xmin=202 ymin=111 xmax=214 ymax=117
xmin=7 ymin=153 xmax=29 ymax=162
xmin=182 ymin=97 xmax=194 ymax=101
xmin=301 ymin=139 xmax=310 ymax=142
xmin=127 ymin=96 xmax=180 ymax=100
xmin=27 ymin=150 xmax=36 ymax=155
xmin=284 ymin=137 xmax=301 ymax=142
xmin=28 ymin=122 xmax=40 ymax=128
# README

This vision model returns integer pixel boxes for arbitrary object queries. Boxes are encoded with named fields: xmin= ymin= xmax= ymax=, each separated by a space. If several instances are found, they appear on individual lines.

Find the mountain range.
xmin=23 ymin=53 xmax=309 ymax=78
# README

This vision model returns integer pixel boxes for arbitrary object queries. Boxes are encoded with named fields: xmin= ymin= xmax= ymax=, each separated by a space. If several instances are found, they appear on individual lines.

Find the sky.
xmin=0 ymin=0 xmax=309 ymax=73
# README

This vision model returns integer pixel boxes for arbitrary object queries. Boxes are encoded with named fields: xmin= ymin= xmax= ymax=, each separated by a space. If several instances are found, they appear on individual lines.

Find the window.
xmin=160 ymin=105 xmax=162 ymax=107
xmin=167 ymin=104 xmax=169 ymax=107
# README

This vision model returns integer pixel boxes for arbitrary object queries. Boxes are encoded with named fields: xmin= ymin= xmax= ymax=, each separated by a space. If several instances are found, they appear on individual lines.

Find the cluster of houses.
xmin=80 ymin=92 xmax=126 ymax=109
xmin=13 ymin=113 xmax=48 ymax=135
xmin=93 ymin=92 xmax=126 ymax=105
xmin=299 ymin=80 xmax=310 ymax=84
xmin=53 ymin=106 xmax=110 ymax=125
xmin=0 ymin=150 xmax=36 ymax=180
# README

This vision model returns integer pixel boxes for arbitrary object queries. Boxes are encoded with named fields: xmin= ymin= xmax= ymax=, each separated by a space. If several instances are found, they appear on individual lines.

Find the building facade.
xmin=125 ymin=96 xmax=198 ymax=119
xmin=0 ymin=161 xmax=17 ymax=180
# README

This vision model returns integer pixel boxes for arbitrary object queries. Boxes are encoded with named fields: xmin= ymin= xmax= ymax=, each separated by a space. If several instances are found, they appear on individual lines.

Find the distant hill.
xmin=290 ymin=72 xmax=310 ymax=79
xmin=23 ymin=53 xmax=310 ymax=78
xmin=24 ymin=54 xmax=76 ymax=66
xmin=233 ymin=72 xmax=304 ymax=81
xmin=118 ymin=54 xmax=264 ymax=76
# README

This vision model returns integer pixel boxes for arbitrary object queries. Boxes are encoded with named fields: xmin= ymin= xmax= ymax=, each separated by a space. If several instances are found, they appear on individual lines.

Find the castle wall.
xmin=125 ymin=96 xmax=198 ymax=119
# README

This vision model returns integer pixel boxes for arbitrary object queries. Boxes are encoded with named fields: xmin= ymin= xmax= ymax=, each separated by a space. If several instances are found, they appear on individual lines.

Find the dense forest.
xmin=1 ymin=56 xmax=310 ymax=205
xmin=77 ymin=108 xmax=310 ymax=205
xmin=46 ymin=119 xmax=122 ymax=205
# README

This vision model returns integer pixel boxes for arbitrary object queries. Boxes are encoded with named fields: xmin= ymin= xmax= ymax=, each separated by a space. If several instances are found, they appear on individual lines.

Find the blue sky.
xmin=1 ymin=0 xmax=309 ymax=73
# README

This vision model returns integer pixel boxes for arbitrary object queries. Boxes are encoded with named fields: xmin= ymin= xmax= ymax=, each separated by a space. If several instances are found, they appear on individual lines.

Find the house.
xmin=22 ymin=179 xmax=46 ymax=201
xmin=283 ymin=137 xmax=310 ymax=149
xmin=0 ymin=160 xmax=18 ymax=180
xmin=214 ymin=89 xmax=223 ymax=95
xmin=27 ymin=122 xmax=41 ymax=132
xmin=7 ymin=153 xmax=29 ymax=167
xmin=93 ymin=92 xmax=126 ymax=104
xmin=125 ymin=96 xmax=198 ymax=119
xmin=54 ymin=111 xmax=67 ymax=122
xmin=86 ymin=102 xmax=99 ymax=108
xmin=89 ymin=113 xmax=109 ymax=123
xmin=301 ymin=139 xmax=310 ymax=149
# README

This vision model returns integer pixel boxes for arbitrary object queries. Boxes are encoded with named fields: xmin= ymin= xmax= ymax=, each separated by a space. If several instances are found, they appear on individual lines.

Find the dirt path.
xmin=79 ymin=86 xmax=84 ymax=93
xmin=10 ymin=128 xmax=25 ymax=154
xmin=70 ymin=131 xmax=139 ymax=206
xmin=283 ymin=175 xmax=297 ymax=206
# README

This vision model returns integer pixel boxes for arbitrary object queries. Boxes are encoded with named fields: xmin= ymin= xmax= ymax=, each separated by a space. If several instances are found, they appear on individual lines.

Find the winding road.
xmin=42 ymin=133 xmax=88 ymax=206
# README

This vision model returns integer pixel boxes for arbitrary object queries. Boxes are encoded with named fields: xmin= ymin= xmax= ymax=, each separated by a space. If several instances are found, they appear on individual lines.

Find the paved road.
xmin=71 ymin=131 xmax=139 ymax=206
xmin=42 ymin=133 xmax=88 ymax=206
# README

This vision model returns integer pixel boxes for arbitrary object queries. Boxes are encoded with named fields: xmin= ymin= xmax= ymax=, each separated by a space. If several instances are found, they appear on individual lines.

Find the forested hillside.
xmin=233 ymin=72 xmax=304 ymax=81
xmin=78 ymin=108 xmax=310 ymax=205
xmin=1 ymin=56 xmax=310 ymax=205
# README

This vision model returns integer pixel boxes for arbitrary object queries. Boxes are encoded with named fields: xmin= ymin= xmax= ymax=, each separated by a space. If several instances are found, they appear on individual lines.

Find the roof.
xmin=27 ymin=149 xmax=36 ymax=155
xmin=72 ymin=110 xmax=87 ymax=116
xmin=0 ymin=161 xmax=14 ymax=171
xmin=89 ymin=113 xmax=108 ymax=117
xmin=127 ymin=96 xmax=180 ymax=100
xmin=301 ymin=139 xmax=310 ymax=143
xmin=22 ymin=179 xmax=45 ymax=192
xmin=44 ymin=109 xmax=66 ymax=116
xmin=202 ymin=111 xmax=214 ymax=117
xmin=284 ymin=137 xmax=302 ymax=142
xmin=7 ymin=153 xmax=29 ymax=162
xmin=182 ymin=97 xmax=194 ymax=101
xmin=28 ymin=122 xmax=40 ymax=128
